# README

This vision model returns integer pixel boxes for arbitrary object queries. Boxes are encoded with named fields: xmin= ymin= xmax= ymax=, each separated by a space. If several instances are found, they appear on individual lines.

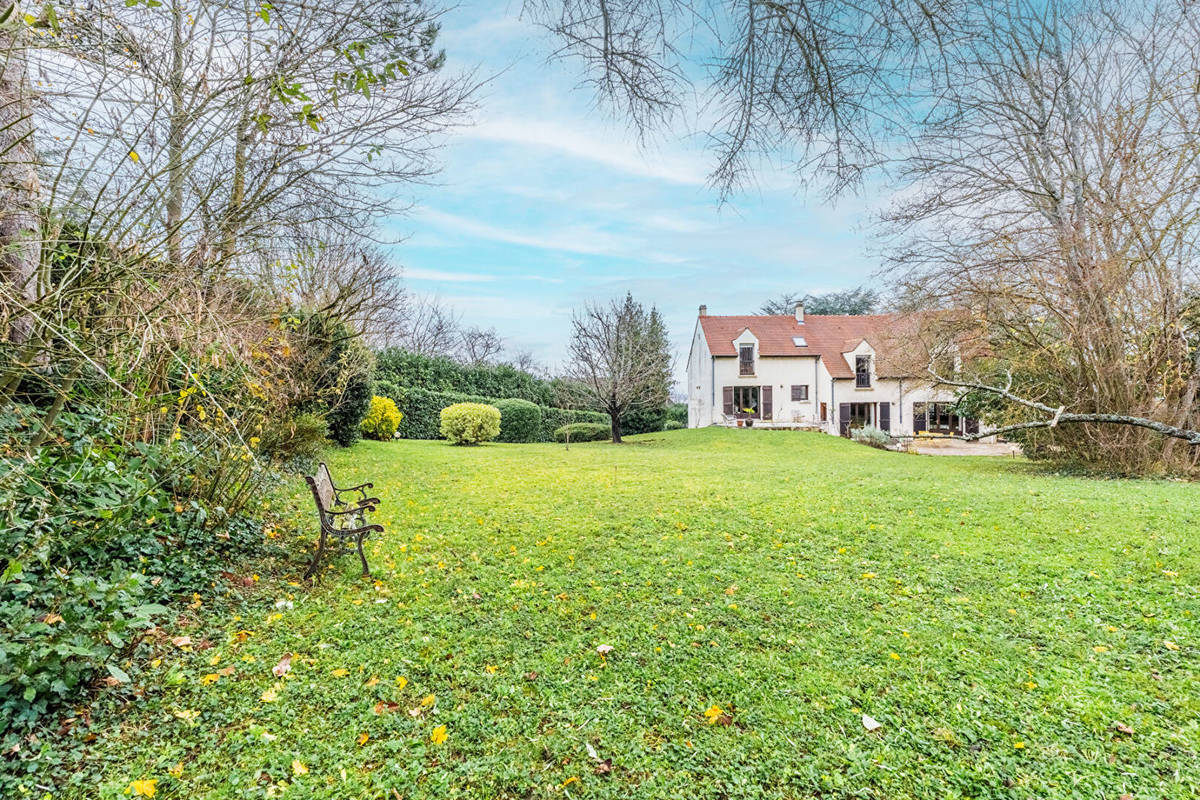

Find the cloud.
xmin=461 ymin=117 xmax=710 ymax=186
xmin=416 ymin=208 xmax=633 ymax=257
xmin=404 ymin=268 xmax=497 ymax=282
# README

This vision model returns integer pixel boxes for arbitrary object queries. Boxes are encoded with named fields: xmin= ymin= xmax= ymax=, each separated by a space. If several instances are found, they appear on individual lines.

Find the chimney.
xmin=698 ymin=304 xmax=708 ymax=317
xmin=794 ymin=302 xmax=805 ymax=324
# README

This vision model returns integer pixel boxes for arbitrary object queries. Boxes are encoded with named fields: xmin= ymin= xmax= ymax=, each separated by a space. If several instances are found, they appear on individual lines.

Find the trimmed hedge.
xmin=377 ymin=385 xmax=607 ymax=442
xmin=664 ymin=420 xmax=685 ymax=431
xmin=495 ymin=398 xmax=542 ymax=443
xmin=553 ymin=422 xmax=612 ymax=443
xmin=440 ymin=403 xmax=501 ymax=445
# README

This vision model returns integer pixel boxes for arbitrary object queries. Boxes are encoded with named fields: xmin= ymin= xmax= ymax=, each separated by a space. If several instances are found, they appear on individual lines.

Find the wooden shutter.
xmin=965 ymin=417 xmax=980 ymax=435
xmin=878 ymin=403 xmax=891 ymax=432
xmin=761 ymin=385 xmax=773 ymax=420
xmin=722 ymin=386 xmax=734 ymax=416
xmin=912 ymin=403 xmax=926 ymax=433
xmin=838 ymin=403 xmax=851 ymax=437
xmin=820 ymin=402 xmax=827 ymax=422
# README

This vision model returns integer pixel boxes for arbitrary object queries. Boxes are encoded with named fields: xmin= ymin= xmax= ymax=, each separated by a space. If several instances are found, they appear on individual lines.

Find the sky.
xmin=386 ymin=0 xmax=884 ymax=385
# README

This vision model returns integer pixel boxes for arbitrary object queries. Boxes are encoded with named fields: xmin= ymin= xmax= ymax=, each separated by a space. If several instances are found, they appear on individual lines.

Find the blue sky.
xmin=386 ymin=1 xmax=883 ymax=382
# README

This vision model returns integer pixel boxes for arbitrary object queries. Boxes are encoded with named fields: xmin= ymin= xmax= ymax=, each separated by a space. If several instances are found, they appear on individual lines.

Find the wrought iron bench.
xmin=303 ymin=462 xmax=382 ymax=579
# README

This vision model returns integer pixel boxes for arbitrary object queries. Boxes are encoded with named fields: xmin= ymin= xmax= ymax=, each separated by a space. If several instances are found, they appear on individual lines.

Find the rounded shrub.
xmin=494 ymin=398 xmax=543 ymax=443
xmin=663 ymin=420 xmax=685 ymax=431
xmin=439 ymin=402 xmax=501 ymax=445
xmin=360 ymin=395 xmax=403 ymax=440
xmin=850 ymin=425 xmax=892 ymax=449
xmin=553 ymin=422 xmax=611 ymax=443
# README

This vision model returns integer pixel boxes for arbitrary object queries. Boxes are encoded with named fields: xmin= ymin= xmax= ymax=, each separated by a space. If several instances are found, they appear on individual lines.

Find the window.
xmin=855 ymin=355 xmax=872 ymax=388
xmin=732 ymin=385 xmax=759 ymax=417
xmin=791 ymin=384 xmax=809 ymax=401
xmin=739 ymin=344 xmax=755 ymax=375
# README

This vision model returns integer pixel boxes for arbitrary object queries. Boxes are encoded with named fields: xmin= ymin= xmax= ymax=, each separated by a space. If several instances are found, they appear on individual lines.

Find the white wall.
xmin=686 ymin=322 xmax=713 ymax=428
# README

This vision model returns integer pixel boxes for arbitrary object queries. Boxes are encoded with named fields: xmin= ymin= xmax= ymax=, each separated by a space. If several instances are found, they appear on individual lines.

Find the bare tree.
xmin=567 ymin=292 xmax=671 ymax=443
xmin=458 ymin=325 xmax=503 ymax=365
xmin=885 ymin=1 xmax=1200 ymax=473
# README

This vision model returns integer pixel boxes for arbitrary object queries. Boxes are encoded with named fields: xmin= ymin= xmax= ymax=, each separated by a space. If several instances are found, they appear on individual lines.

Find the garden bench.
xmin=304 ymin=462 xmax=382 ymax=579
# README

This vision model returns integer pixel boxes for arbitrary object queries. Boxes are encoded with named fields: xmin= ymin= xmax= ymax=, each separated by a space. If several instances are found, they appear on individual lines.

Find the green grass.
xmin=69 ymin=429 xmax=1197 ymax=799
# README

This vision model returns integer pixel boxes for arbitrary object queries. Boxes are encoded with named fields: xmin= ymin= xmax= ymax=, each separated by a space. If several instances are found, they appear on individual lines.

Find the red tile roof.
xmin=698 ymin=313 xmax=925 ymax=378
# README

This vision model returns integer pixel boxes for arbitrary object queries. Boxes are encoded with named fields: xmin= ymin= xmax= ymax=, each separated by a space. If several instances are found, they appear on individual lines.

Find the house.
xmin=686 ymin=303 xmax=983 ymax=437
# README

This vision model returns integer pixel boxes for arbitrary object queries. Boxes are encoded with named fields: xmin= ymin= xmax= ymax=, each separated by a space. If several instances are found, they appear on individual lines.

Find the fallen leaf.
xmin=365 ymin=675 xmax=379 ymax=688
xmin=373 ymin=701 xmax=400 ymax=715
xmin=42 ymin=613 xmax=64 ymax=625
xmin=596 ymin=644 xmax=614 ymax=656
xmin=862 ymin=714 xmax=882 ymax=732
xmin=524 ymin=671 xmax=539 ymax=681
xmin=129 ymin=779 xmax=157 ymax=797
xmin=330 ymin=668 xmax=349 ymax=678
xmin=430 ymin=724 xmax=448 ymax=744
xmin=1114 ymin=722 xmax=1134 ymax=735
xmin=357 ymin=732 xmax=369 ymax=746
xmin=703 ymin=704 xmax=724 ymax=724
xmin=171 ymin=636 xmax=192 ymax=648
xmin=586 ymin=742 xmax=599 ymax=760
xmin=1163 ymin=640 xmax=1180 ymax=651
xmin=272 ymin=653 xmax=292 ymax=678
xmin=291 ymin=759 xmax=307 ymax=776
xmin=419 ymin=694 xmax=436 ymax=708
xmin=594 ymin=759 xmax=613 ymax=775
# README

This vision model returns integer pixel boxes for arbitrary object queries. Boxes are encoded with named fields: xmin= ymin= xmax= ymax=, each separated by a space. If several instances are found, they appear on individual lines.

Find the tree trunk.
xmin=609 ymin=411 xmax=622 ymax=444
xmin=0 ymin=5 xmax=42 ymax=343
xmin=166 ymin=1 xmax=186 ymax=268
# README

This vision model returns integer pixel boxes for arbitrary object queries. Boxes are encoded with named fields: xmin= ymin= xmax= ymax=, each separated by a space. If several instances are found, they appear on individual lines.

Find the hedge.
xmin=377 ymin=385 xmax=608 ymax=442
xmin=553 ymin=422 xmax=612 ymax=443
xmin=494 ymin=398 xmax=542 ymax=443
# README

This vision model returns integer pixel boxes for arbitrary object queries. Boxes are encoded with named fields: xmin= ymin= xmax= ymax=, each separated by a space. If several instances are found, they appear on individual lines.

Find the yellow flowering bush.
xmin=360 ymin=395 xmax=404 ymax=440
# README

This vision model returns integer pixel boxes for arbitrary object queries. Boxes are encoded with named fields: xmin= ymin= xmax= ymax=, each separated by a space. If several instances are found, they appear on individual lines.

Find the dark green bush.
xmin=495 ymin=398 xmax=543 ymax=443
xmin=620 ymin=405 xmax=669 ymax=436
xmin=666 ymin=403 xmax=688 ymax=426
xmin=538 ymin=406 xmax=610 ymax=441
xmin=664 ymin=420 xmax=685 ymax=430
xmin=553 ymin=422 xmax=612 ymax=443
xmin=375 ymin=348 xmax=555 ymax=405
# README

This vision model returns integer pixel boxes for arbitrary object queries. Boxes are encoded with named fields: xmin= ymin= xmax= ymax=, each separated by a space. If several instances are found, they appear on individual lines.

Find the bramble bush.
xmin=360 ymin=396 xmax=403 ymax=440
xmin=0 ymin=407 xmax=276 ymax=745
xmin=553 ymin=422 xmax=612 ymax=442
xmin=494 ymin=398 xmax=542 ymax=443
xmin=440 ymin=403 xmax=501 ymax=445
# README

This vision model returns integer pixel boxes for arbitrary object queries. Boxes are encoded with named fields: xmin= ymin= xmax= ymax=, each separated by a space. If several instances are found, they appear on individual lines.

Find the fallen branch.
xmin=927 ymin=371 xmax=1200 ymax=446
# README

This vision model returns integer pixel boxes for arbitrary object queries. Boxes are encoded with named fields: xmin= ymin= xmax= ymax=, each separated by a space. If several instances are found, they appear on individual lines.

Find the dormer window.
xmin=855 ymin=355 xmax=872 ymax=388
xmin=739 ymin=344 xmax=755 ymax=375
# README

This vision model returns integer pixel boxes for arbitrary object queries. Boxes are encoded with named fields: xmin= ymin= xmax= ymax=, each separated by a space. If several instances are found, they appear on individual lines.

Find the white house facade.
xmin=687 ymin=304 xmax=983 ymax=438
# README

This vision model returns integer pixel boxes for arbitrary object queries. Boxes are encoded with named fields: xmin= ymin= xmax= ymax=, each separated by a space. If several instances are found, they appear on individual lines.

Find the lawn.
xmin=68 ymin=429 xmax=1197 ymax=799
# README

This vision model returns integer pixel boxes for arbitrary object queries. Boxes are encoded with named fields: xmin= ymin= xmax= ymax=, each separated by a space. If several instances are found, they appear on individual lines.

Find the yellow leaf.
xmin=357 ymin=732 xmax=369 ymax=746
xmin=703 ymin=705 xmax=724 ymax=724
xmin=1163 ymin=640 xmax=1180 ymax=651
xmin=395 ymin=676 xmax=408 ymax=689
xmin=365 ymin=675 xmax=379 ymax=688
xmin=1093 ymin=645 xmax=1108 ymax=653
xmin=430 ymin=724 xmax=448 ymax=745
xmin=129 ymin=150 xmax=140 ymax=163
xmin=861 ymin=572 xmax=876 ymax=579
xmin=261 ymin=686 xmax=279 ymax=703
xmin=200 ymin=673 xmax=220 ymax=685
xmin=1014 ymin=741 xmax=1026 ymax=749
xmin=419 ymin=694 xmax=436 ymax=708
xmin=331 ymin=668 xmax=349 ymax=678
xmin=889 ymin=652 xmax=900 ymax=660
xmin=167 ymin=763 xmax=183 ymax=779
xmin=291 ymin=760 xmax=308 ymax=776
xmin=130 ymin=779 xmax=157 ymax=797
